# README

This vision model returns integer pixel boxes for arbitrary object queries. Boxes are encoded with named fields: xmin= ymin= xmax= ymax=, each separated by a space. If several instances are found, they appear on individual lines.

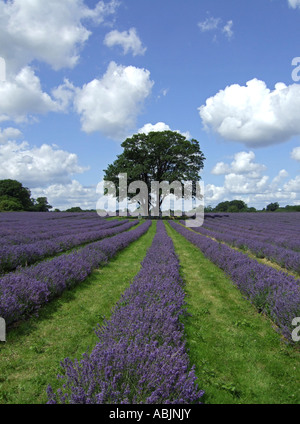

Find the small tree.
xmin=214 ymin=200 xmax=248 ymax=213
xmin=65 ymin=207 xmax=83 ymax=212
xmin=266 ymin=202 xmax=279 ymax=212
xmin=32 ymin=197 xmax=52 ymax=212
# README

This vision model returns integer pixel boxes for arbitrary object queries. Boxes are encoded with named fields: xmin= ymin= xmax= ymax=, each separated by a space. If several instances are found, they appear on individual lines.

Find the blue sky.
xmin=0 ymin=0 xmax=300 ymax=210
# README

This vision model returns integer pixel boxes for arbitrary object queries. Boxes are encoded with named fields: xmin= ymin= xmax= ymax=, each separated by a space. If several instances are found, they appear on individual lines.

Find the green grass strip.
xmin=165 ymin=222 xmax=300 ymax=404
xmin=0 ymin=221 xmax=156 ymax=404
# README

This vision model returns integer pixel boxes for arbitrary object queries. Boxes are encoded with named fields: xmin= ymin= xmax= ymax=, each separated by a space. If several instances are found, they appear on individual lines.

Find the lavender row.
xmin=203 ymin=213 xmax=300 ymax=251
xmin=188 ymin=221 xmax=300 ymax=274
xmin=0 ymin=213 xmax=109 ymax=246
xmin=0 ymin=219 xmax=131 ymax=275
xmin=47 ymin=221 xmax=204 ymax=404
xmin=0 ymin=220 xmax=151 ymax=326
xmin=170 ymin=221 xmax=300 ymax=342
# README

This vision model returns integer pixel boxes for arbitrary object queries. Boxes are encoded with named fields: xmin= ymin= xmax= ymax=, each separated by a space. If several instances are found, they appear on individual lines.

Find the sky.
xmin=0 ymin=0 xmax=300 ymax=211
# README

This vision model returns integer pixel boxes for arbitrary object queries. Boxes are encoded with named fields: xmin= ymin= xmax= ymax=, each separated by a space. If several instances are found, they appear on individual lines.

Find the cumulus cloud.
xmin=212 ymin=151 xmax=266 ymax=178
xmin=283 ymin=175 xmax=300 ymax=193
xmin=32 ymin=180 xmax=98 ymax=211
xmin=0 ymin=0 xmax=119 ymax=74
xmin=137 ymin=122 xmax=191 ymax=139
xmin=74 ymin=61 xmax=154 ymax=140
xmin=0 ymin=127 xmax=22 ymax=143
xmin=288 ymin=0 xmax=300 ymax=8
xmin=0 ymin=67 xmax=73 ymax=122
xmin=205 ymin=151 xmax=298 ymax=208
xmin=104 ymin=27 xmax=147 ymax=56
xmin=199 ymin=78 xmax=300 ymax=147
xmin=0 ymin=140 xmax=88 ymax=187
xmin=291 ymin=146 xmax=300 ymax=161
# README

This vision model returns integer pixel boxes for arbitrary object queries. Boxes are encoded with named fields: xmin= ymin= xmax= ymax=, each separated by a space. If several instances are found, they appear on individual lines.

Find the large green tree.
xmin=103 ymin=131 xmax=205 ymax=215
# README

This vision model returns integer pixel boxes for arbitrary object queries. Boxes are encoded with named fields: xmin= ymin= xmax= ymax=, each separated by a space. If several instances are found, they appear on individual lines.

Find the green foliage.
xmin=214 ymin=200 xmax=250 ymax=213
xmin=65 ymin=206 xmax=84 ymax=212
xmin=32 ymin=197 xmax=52 ymax=212
xmin=0 ymin=179 xmax=33 ymax=210
xmin=266 ymin=202 xmax=279 ymax=212
xmin=276 ymin=204 xmax=300 ymax=212
xmin=0 ymin=195 xmax=23 ymax=211
xmin=0 ymin=180 xmax=52 ymax=212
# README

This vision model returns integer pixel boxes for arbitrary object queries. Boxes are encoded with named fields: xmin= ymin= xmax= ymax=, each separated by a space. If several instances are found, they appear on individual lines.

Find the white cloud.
xmin=138 ymin=122 xmax=191 ymax=139
xmin=0 ymin=140 xmax=88 ymax=187
xmin=198 ymin=16 xmax=233 ymax=40
xmin=222 ymin=20 xmax=233 ymax=39
xmin=199 ymin=78 xmax=300 ymax=147
xmin=198 ymin=17 xmax=221 ymax=32
xmin=206 ymin=152 xmax=299 ymax=208
xmin=288 ymin=0 xmax=300 ymax=8
xmin=224 ymin=173 xmax=269 ymax=195
xmin=0 ymin=127 xmax=22 ymax=143
xmin=0 ymin=67 xmax=72 ymax=122
xmin=271 ymin=169 xmax=289 ymax=187
xmin=32 ymin=180 xmax=98 ymax=211
xmin=212 ymin=151 xmax=266 ymax=177
xmin=74 ymin=61 xmax=154 ymax=140
xmin=291 ymin=146 xmax=300 ymax=161
xmin=0 ymin=0 xmax=119 ymax=74
xmin=104 ymin=27 xmax=147 ymax=56
xmin=283 ymin=175 xmax=300 ymax=193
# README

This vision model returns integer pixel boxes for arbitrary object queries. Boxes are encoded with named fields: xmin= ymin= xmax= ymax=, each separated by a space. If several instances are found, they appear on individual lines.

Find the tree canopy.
xmin=103 ymin=131 xmax=205 ymax=214
xmin=266 ymin=202 xmax=279 ymax=212
xmin=0 ymin=179 xmax=33 ymax=211
xmin=214 ymin=200 xmax=249 ymax=213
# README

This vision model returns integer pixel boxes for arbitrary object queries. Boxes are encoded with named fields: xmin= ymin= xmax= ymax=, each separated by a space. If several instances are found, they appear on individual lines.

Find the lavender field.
xmin=0 ymin=212 xmax=299 ymax=404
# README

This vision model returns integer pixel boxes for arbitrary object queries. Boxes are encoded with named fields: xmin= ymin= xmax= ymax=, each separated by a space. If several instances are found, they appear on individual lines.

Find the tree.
xmin=32 ymin=197 xmax=52 ymax=212
xmin=266 ymin=202 xmax=279 ymax=212
xmin=65 ymin=206 xmax=83 ymax=212
xmin=214 ymin=200 xmax=248 ymax=212
xmin=0 ymin=179 xmax=33 ymax=210
xmin=103 ymin=131 xmax=205 ymax=215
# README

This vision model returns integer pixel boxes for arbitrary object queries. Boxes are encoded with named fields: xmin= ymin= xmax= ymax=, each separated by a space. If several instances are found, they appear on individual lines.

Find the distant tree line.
xmin=205 ymin=200 xmax=300 ymax=213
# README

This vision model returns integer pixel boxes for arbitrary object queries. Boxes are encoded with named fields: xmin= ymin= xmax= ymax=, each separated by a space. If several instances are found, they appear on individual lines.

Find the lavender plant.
xmin=46 ymin=221 xmax=204 ymax=404
xmin=0 ymin=219 xmax=131 ymax=274
xmin=190 ymin=216 xmax=300 ymax=274
xmin=0 ymin=220 xmax=151 ymax=326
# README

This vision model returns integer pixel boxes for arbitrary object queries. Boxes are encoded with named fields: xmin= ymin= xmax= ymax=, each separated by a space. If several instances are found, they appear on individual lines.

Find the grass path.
xmin=0 ymin=222 xmax=156 ymax=404
xmin=180 ymin=221 xmax=300 ymax=279
xmin=165 ymin=222 xmax=300 ymax=404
